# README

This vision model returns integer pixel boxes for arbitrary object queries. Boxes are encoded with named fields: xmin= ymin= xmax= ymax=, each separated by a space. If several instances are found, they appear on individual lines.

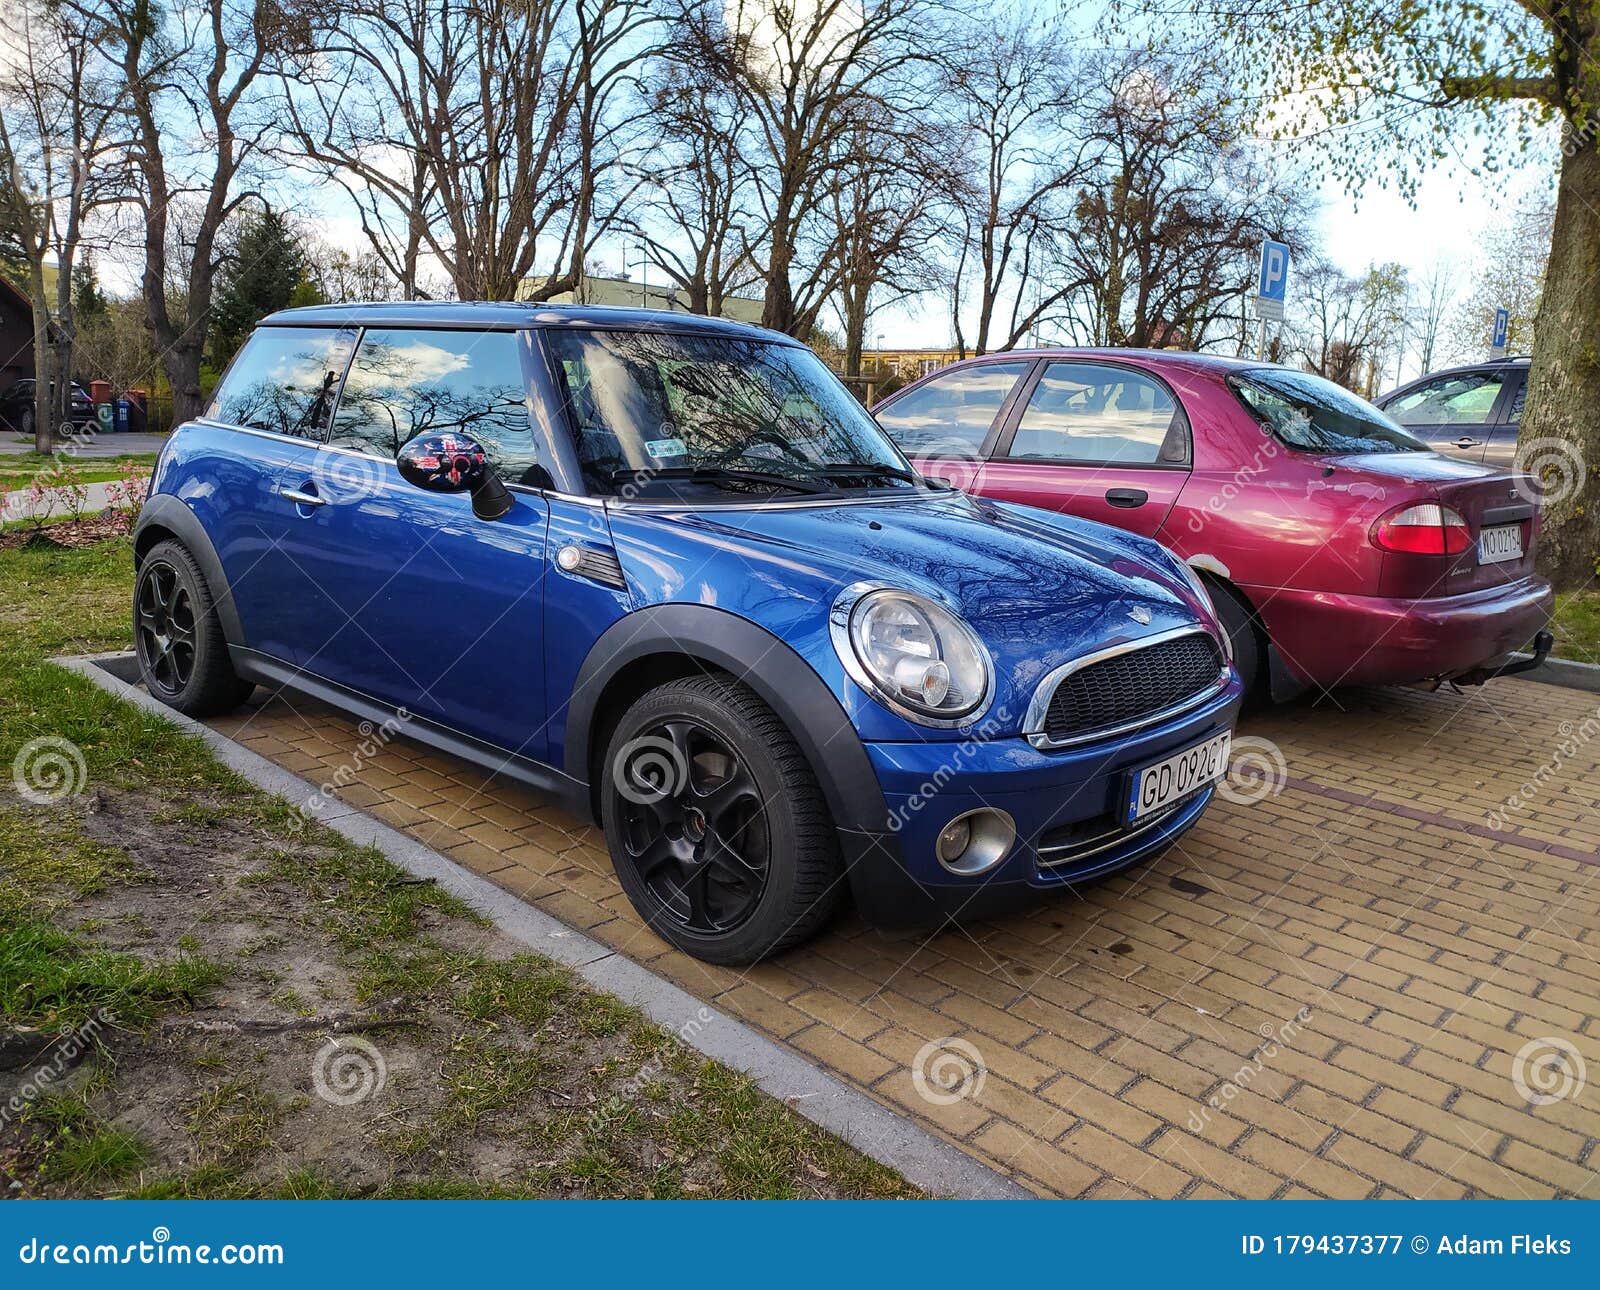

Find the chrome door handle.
xmin=280 ymin=487 xmax=325 ymax=507
xmin=1452 ymin=437 xmax=1481 ymax=448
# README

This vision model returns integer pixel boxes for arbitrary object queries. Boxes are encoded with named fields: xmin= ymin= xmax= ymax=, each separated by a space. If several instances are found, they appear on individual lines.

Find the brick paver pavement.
xmin=204 ymin=676 xmax=1600 ymax=1198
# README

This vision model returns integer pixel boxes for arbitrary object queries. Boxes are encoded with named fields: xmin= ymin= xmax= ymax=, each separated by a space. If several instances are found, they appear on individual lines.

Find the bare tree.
xmin=88 ymin=0 xmax=277 ymax=425
xmin=1411 ymin=255 xmax=1459 ymax=373
xmin=826 ymin=118 xmax=948 ymax=377
xmin=938 ymin=10 xmax=1088 ymax=354
xmin=279 ymin=0 xmax=658 ymax=303
xmin=1291 ymin=257 xmax=1410 ymax=394
xmin=677 ymin=0 xmax=933 ymax=337
xmin=633 ymin=52 xmax=763 ymax=315
xmin=1057 ymin=53 xmax=1312 ymax=351
xmin=0 ymin=0 xmax=121 ymax=451
xmin=1448 ymin=196 xmax=1551 ymax=362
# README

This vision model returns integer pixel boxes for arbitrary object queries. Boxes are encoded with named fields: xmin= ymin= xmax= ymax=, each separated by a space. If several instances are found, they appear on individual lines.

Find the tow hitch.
xmin=1437 ymin=630 xmax=1555 ymax=690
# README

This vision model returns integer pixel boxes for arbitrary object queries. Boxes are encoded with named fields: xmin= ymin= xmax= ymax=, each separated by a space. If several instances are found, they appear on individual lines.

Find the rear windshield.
xmin=1229 ymin=368 xmax=1426 ymax=455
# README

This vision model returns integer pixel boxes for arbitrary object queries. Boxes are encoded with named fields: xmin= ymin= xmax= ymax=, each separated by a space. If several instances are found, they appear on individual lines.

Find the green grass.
xmin=1549 ymin=590 xmax=1600 ymax=665
xmin=0 ymin=453 xmax=157 ymax=491
xmin=0 ymin=537 xmax=915 ymax=1199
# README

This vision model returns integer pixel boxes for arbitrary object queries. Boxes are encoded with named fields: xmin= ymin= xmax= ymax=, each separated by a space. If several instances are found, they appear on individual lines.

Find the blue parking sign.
xmin=1492 ymin=306 xmax=1509 ymax=350
xmin=1257 ymin=240 xmax=1290 ymax=303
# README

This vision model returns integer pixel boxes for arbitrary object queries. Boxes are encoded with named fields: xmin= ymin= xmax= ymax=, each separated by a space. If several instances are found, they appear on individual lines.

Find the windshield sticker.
xmin=645 ymin=437 xmax=687 ymax=458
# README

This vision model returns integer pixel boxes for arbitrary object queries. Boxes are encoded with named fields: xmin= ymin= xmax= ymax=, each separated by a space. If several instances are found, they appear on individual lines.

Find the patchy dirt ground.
xmin=0 ymin=781 xmax=913 ymax=1199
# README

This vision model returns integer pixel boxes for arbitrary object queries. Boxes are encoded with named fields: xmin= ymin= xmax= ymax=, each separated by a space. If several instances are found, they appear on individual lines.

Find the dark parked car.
xmin=1374 ymin=357 xmax=1529 ymax=469
xmin=133 ymin=303 xmax=1241 ymax=963
xmin=0 ymin=377 xmax=96 ymax=437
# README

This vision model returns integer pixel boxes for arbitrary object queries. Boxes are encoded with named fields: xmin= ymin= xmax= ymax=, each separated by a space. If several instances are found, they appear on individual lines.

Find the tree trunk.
xmin=27 ymin=283 xmax=52 ymax=456
xmin=163 ymin=341 xmax=206 ymax=427
xmin=1524 ymin=129 xmax=1600 ymax=589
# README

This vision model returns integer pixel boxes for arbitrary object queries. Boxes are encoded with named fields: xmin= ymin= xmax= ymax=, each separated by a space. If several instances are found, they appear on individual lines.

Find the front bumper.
xmin=1254 ymin=577 xmax=1554 ymax=688
xmin=838 ymin=675 xmax=1243 ymax=928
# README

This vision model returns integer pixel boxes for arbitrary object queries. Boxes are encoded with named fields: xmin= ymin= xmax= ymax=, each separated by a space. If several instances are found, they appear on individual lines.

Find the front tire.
xmin=134 ymin=539 xmax=255 ymax=716
xmin=600 ymin=674 xmax=842 ymax=964
xmin=1208 ymin=578 xmax=1264 ymax=702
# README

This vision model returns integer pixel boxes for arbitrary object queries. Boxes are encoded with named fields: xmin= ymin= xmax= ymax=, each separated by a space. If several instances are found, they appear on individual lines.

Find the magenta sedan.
xmin=874 ymin=351 xmax=1553 ymax=700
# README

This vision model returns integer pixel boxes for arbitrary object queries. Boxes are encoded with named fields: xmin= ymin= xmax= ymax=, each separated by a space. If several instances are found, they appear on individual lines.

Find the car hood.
xmin=606 ymin=490 xmax=1221 ymax=740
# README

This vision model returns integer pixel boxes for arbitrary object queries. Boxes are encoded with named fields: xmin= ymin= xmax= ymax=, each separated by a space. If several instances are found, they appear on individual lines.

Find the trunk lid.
xmin=1324 ymin=450 xmax=1539 ymax=596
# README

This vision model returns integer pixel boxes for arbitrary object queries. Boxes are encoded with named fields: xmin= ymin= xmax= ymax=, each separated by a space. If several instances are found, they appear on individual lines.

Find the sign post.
xmin=1490 ymin=307 xmax=1509 ymax=359
xmin=1252 ymin=239 xmax=1290 ymax=360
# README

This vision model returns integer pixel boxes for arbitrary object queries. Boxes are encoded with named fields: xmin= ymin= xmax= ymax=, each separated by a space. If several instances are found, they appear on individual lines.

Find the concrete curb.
xmin=54 ymin=651 xmax=1030 ymax=1201
xmin=1508 ymin=651 xmax=1600 ymax=696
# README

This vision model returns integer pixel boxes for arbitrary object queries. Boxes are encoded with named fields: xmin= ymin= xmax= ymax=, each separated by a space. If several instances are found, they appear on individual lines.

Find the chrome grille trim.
xmin=1023 ymin=625 xmax=1229 ymax=750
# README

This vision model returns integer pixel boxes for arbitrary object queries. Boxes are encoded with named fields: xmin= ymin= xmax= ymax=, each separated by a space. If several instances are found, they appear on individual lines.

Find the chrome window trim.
xmin=1023 ymin=624 xmax=1229 ymax=750
xmin=828 ymin=580 xmax=996 ymax=730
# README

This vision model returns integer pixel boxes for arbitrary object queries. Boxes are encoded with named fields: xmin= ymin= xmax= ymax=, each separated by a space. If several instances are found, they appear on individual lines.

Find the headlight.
xmin=830 ymin=584 xmax=993 ymax=726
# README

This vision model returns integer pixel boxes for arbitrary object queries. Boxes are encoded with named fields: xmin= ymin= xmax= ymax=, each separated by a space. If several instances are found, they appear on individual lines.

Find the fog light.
xmin=933 ymin=808 xmax=1017 ymax=876
xmin=937 ymin=817 xmax=972 ymax=863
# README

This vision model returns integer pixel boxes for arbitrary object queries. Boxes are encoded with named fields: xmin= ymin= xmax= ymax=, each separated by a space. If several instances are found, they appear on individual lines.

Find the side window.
xmin=1008 ymin=362 xmax=1187 ymax=466
xmin=1386 ymin=372 xmax=1506 ymax=426
xmin=875 ymin=362 xmax=1029 ymax=455
xmin=329 ymin=329 xmax=540 ymax=484
xmin=207 ymin=327 xmax=355 ymax=438
xmin=1507 ymin=379 xmax=1526 ymax=425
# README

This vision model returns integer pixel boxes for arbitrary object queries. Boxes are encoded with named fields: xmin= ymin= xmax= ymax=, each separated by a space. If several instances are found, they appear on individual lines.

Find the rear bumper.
xmin=1254 ymin=577 xmax=1554 ymax=688
xmin=839 ymin=676 xmax=1242 ymax=927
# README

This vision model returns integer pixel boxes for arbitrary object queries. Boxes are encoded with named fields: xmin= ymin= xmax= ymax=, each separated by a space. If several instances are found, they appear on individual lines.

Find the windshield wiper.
xmin=609 ymin=466 xmax=832 ymax=496
xmin=812 ymin=461 xmax=950 ymax=489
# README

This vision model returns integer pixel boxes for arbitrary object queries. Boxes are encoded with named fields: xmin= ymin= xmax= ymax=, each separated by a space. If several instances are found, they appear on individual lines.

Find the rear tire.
xmin=600 ymin=673 xmax=842 ymax=964
xmin=134 ymin=539 xmax=255 ymax=717
xmin=1208 ymin=577 xmax=1264 ymax=702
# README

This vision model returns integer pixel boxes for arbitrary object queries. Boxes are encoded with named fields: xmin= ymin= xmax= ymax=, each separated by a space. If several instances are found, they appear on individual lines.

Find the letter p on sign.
xmin=1257 ymin=241 xmax=1289 ymax=303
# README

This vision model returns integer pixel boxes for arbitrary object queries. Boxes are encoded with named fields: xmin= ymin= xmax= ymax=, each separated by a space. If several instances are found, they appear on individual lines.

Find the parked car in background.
xmin=1374 ymin=356 xmax=1529 ymax=468
xmin=133 ymin=305 xmax=1241 ymax=963
xmin=0 ymin=377 xmax=96 ymax=437
xmin=875 ymin=351 xmax=1553 ymax=702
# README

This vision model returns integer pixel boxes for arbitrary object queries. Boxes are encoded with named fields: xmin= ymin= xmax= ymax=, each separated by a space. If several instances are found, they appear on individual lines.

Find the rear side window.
xmin=1231 ymin=368 xmax=1426 ymax=455
xmin=329 ymin=329 xmax=541 ymax=484
xmin=207 ymin=326 xmax=355 ymax=438
xmin=1007 ymin=362 xmax=1188 ymax=465
xmin=876 ymin=362 xmax=1029 ymax=455
xmin=1386 ymin=371 xmax=1506 ymax=426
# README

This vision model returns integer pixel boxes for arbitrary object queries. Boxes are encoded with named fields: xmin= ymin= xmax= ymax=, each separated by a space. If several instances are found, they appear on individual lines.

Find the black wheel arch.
xmin=133 ymin=494 xmax=245 ymax=647
xmin=566 ymin=604 xmax=890 ymax=842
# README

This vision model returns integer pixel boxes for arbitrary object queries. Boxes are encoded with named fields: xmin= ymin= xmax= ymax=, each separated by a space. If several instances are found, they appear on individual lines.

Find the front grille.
xmin=1036 ymin=800 xmax=1186 ymax=874
xmin=1041 ymin=632 xmax=1223 ymax=744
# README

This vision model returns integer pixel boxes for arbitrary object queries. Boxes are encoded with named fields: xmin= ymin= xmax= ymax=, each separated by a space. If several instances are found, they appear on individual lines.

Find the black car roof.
xmin=258 ymin=300 xmax=798 ymax=345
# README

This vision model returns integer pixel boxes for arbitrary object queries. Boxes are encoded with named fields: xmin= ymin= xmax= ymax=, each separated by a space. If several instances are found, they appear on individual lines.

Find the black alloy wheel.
xmin=136 ymin=558 xmax=198 ymax=696
xmin=610 ymin=718 xmax=771 ymax=935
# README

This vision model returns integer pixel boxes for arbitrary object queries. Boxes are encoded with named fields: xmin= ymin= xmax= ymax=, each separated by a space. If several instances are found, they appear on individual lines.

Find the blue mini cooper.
xmin=133 ymin=304 xmax=1241 ymax=963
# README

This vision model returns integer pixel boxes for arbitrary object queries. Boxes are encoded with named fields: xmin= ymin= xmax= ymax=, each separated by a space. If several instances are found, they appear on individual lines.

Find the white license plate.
xmin=1479 ymin=523 xmax=1524 ymax=565
xmin=1127 ymin=731 xmax=1231 ymax=824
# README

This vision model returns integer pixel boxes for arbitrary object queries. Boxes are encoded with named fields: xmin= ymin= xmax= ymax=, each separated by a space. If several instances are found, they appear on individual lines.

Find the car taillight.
xmin=1371 ymin=502 xmax=1471 ymax=555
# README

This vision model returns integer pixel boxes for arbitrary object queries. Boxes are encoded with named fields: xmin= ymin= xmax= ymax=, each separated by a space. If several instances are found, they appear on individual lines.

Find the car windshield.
xmin=545 ymin=328 xmax=920 ymax=498
xmin=1230 ymin=368 xmax=1427 ymax=455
